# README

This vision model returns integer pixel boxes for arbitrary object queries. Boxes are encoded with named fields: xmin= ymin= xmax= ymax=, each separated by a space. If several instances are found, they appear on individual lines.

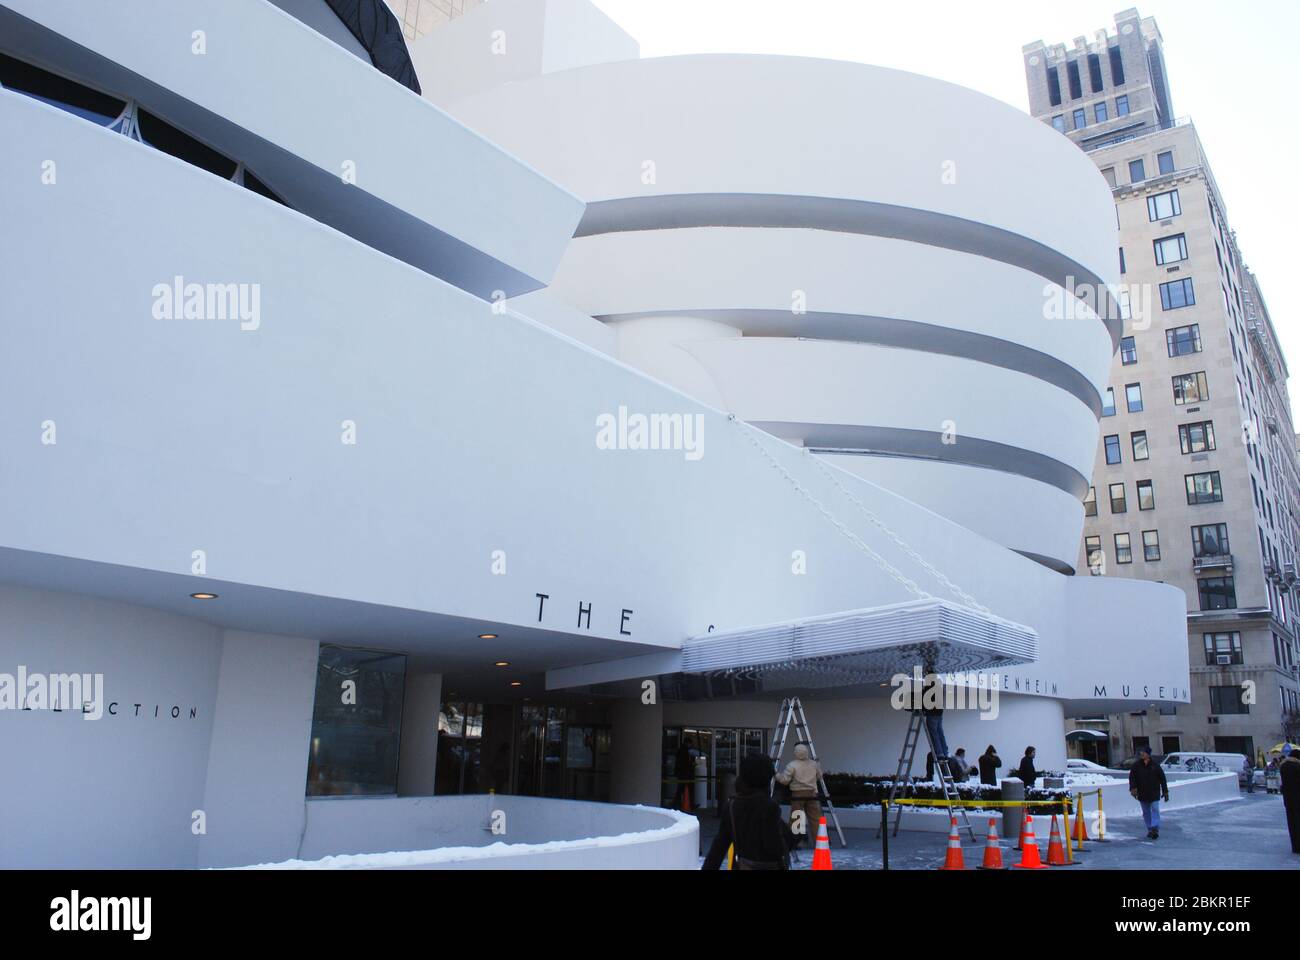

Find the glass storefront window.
xmin=305 ymin=645 xmax=407 ymax=797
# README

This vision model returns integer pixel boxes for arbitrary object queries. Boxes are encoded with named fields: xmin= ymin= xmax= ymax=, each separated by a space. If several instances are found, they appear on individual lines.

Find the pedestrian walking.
xmin=703 ymin=754 xmax=794 ymax=870
xmin=979 ymin=744 xmax=1002 ymax=786
xmin=1128 ymin=746 xmax=1170 ymax=839
xmin=1281 ymin=749 xmax=1300 ymax=854
xmin=1242 ymin=754 xmax=1255 ymax=794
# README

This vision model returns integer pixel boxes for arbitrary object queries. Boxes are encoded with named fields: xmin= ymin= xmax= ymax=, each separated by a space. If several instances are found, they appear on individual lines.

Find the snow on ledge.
xmin=230 ymin=805 xmax=698 ymax=870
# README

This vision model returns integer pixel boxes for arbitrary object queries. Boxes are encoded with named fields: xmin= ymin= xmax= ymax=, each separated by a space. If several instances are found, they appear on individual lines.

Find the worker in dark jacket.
xmin=703 ymin=754 xmax=794 ymax=870
xmin=1280 ymin=749 xmax=1300 ymax=854
xmin=1017 ymin=746 xmax=1037 ymax=790
xmin=979 ymin=745 xmax=1002 ymax=786
xmin=1128 ymin=746 xmax=1170 ymax=839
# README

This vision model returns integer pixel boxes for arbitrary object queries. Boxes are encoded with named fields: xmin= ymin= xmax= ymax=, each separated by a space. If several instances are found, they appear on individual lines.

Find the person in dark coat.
xmin=1017 ymin=746 xmax=1037 ymax=790
xmin=703 ymin=754 xmax=794 ymax=870
xmin=1280 ymin=749 xmax=1300 ymax=854
xmin=1128 ymin=746 xmax=1170 ymax=839
xmin=979 ymin=745 xmax=1002 ymax=786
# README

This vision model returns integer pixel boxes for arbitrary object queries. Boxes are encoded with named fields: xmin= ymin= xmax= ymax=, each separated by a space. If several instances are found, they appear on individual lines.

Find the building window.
xmin=306 ymin=645 xmax=407 ymax=797
xmin=1192 ymin=523 xmax=1230 ymax=558
xmin=1116 ymin=93 xmax=1130 ymax=116
xmin=1102 ymin=388 xmax=1117 ymax=417
xmin=1147 ymin=189 xmax=1181 ymax=221
xmin=1172 ymin=371 xmax=1209 ymax=405
xmin=1088 ymin=52 xmax=1104 ymax=92
xmin=1114 ymin=533 xmax=1133 ymax=564
xmin=1186 ymin=472 xmax=1223 ymax=504
xmin=1068 ymin=60 xmax=1083 ymax=100
xmin=1119 ymin=246 xmax=1126 ymax=274
xmin=1160 ymin=277 xmax=1196 ymax=310
xmin=1204 ymin=633 xmax=1243 ymax=666
xmin=1051 ymin=114 xmax=1066 ymax=133
xmin=1073 ymin=107 xmax=1087 ymax=130
xmin=1110 ymin=48 xmax=1126 ymax=86
xmin=1110 ymin=482 xmax=1127 ymax=514
xmin=1132 ymin=431 xmax=1150 ymax=461
xmin=1105 ymin=434 xmax=1122 ymax=464
xmin=1129 ymin=158 xmax=1146 ymax=183
xmin=1209 ymin=684 xmax=1248 ymax=715
xmin=1158 ymin=150 xmax=1175 ymax=174
xmin=1179 ymin=421 xmax=1216 ymax=455
xmin=1137 ymin=479 xmax=1155 ymax=511
xmin=1085 ymin=535 xmax=1103 ymax=575
xmin=1094 ymin=101 xmax=1109 ymax=123
xmin=1198 ymin=577 xmax=1237 ymax=611
xmin=1120 ymin=336 xmax=1137 ymax=364
xmin=1142 ymin=530 xmax=1161 ymax=561
xmin=1154 ymin=233 xmax=1188 ymax=265
xmin=1125 ymin=383 xmax=1144 ymax=413
xmin=1083 ymin=486 xmax=1098 ymax=517
xmin=1047 ymin=66 xmax=1063 ymax=106
xmin=1166 ymin=324 xmax=1202 ymax=357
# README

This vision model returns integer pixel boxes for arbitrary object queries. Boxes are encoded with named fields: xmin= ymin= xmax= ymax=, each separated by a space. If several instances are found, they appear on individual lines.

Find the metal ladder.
xmin=876 ymin=709 xmax=976 ymax=841
xmin=768 ymin=697 xmax=846 ymax=847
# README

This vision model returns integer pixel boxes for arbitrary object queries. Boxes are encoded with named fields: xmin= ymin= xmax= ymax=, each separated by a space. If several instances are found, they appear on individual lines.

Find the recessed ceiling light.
xmin=478 ymin=633 xmax=498 ymax=640
xmin=190 ymin=592 xmax=218 ymax=600
xmin=494 ymin=660 xmax=510 ymax=668
xmin=510 ymin=680 xmax=523 ymax=687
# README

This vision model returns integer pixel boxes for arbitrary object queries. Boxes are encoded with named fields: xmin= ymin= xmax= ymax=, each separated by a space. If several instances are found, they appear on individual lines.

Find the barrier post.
xmin=1062 ymin=799 xmax=1073 ymax=864
xmin=881 ymin=801 xmax=890 ymax=871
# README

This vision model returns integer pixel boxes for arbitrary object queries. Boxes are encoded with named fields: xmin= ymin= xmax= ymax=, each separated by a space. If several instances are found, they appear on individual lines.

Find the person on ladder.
xmin=775 ymin=741 xmax=824 ymax=848
xmin=920 ymin=655 xmax=950 ymax=765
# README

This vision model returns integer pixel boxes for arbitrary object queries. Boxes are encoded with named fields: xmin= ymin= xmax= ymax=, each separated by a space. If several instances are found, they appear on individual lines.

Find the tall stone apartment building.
xmin=1024 ymin=9 xmax=1300 ymax=764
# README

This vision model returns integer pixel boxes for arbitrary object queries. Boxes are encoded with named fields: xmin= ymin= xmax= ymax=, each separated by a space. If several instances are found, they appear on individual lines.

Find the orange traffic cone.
xmin=938 ymin=817 xmax=966 ymax=870
xmin=680 ymin=783 xmax=692 ymax=813
xmin=1046 ymin=815 xmax=1078 ymax=866
xmin=978 ymin=817 xmax=1006 ymax=870
xmin=812 ymin=817 xmax=833 ymax=870
xmin=1073 ymin=806 xmax=1090 ymax=844
xmin=1014 ymin=814 xmax=1048 ymax=869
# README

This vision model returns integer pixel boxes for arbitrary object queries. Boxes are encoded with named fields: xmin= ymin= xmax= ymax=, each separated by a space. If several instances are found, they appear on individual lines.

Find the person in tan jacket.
xmin=776 ymin=742 xmax=823 ymax=847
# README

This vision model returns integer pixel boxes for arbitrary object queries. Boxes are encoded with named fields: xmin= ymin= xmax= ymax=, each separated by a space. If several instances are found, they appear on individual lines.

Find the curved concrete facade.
xmin=446 ymin=56 xmax=1119 ymax=570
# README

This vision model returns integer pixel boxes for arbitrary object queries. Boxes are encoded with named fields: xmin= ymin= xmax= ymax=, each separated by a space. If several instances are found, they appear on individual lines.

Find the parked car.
xmin=1118 ymin=754 xmax=1164 ymax=771
xmin=1065 ymin=758 xmax=1108 ymax=771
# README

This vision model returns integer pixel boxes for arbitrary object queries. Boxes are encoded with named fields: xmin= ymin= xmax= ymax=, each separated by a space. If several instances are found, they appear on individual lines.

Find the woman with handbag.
xmin=702 ymin=754 xmax=795 ymax=870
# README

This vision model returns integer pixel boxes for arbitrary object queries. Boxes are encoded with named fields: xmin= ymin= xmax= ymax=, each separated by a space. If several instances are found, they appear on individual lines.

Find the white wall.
xmin=397 ymin=672 xmax=443 ymax=796
xmin=0 ymin=584 xmax=222 ymax=868
xmin=198 ymin=631 xmax=319 ymax=869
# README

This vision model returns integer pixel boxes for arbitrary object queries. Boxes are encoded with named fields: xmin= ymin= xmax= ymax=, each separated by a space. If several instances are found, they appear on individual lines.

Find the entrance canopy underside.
xmin=677 ymin=598 xmax=1038 ymax=691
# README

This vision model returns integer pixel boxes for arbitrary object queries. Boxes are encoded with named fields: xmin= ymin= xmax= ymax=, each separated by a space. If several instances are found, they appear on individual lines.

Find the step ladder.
xmin=875 ymin=709 xmax=976 ymax=842
xmin=768 ymin=697 xmax=846 ymax=847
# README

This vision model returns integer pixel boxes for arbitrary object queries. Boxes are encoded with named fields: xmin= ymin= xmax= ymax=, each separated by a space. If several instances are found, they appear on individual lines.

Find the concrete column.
xmin=397 ymin=672 xmax=443 ymax=797
xmin=610 ymin=696 xmax=663 ymax=805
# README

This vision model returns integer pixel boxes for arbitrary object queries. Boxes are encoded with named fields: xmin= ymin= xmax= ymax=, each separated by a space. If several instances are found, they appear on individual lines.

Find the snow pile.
xmin=1063 ymin=773 xmax=1124 ymax=786
xmin=230 ymin=805 xmax=698 ymax=870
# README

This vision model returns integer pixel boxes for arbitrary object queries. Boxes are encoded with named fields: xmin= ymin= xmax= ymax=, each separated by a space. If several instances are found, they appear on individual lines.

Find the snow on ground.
xmin=233 ymin=805 xmax=697 ymax=869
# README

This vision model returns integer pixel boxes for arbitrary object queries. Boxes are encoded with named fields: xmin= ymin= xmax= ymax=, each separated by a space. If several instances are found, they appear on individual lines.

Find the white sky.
xmin=590 ymin=0 xmax=1300 ymax=412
